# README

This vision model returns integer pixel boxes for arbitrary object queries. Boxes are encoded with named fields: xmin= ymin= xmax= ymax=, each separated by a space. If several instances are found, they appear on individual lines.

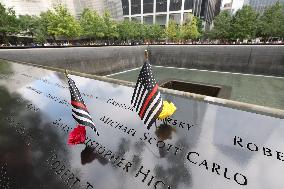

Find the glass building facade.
xmin=121 ymin=0 xmax=221 ymax=27
xmin=244 ymin=0 xmax=284 ymax=14
xmin=0 ymin=0 xmax=224 ymax=26
xmin=74 ymin=0 xmax=123 ymax=20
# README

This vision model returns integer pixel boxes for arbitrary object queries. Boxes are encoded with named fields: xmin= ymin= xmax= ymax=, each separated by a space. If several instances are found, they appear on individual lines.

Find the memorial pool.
xmin=108 ymin=66 xmax=284 ymax=110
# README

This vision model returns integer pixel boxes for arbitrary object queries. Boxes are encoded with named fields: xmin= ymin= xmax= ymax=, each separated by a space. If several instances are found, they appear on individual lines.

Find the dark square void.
xmin=160 ymin=80 xmax=221 ymax=97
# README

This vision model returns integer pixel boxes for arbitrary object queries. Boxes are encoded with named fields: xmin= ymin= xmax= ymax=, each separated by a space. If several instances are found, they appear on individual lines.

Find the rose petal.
xmin=68 ymin=125 xmax=86 ymax=145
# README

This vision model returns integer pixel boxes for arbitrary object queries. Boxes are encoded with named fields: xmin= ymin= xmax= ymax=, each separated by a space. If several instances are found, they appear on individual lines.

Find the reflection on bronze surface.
xmin=81 ymin=145 xmax=108 ymax=165
xmin=155 ymin=122 xmax=176 ymax=141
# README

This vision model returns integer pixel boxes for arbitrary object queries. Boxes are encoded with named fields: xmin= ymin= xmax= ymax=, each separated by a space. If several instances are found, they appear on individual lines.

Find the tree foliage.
xmin=211 ymin=10 xmax=232 ymax=40
xmin=45 ymin=4 xmax=81 ymax=40
xmin=231 ymin=5 xmax=258 ymax=40
xmin=257 ymin=2 xmax=284 ymax=38
xmin=196 ymin=16 xmax=203 ymax=35
xmin=181 ymin=14 xmax=200 ymax=40
xmin=117 ymin=20 xmax=143 ymax=41
xmin=102 ymin=11 xmax=119 ymax=40
xmin=33 ymin=11 xmax=52 ymax=43
xmin=117 ymin=20 xmax=131 ymax=41
xmin=147 ymin=24 xmax=165 ymax=40
xmin=18 ymin=15 xmax=39 ymax=37
xmin=80 ymin=8 xmax=104 ymax=39
xmin=166 ymin=20 xmax=180 ymax=42
xmin=0 ymin=3 xmax=18 ymax=43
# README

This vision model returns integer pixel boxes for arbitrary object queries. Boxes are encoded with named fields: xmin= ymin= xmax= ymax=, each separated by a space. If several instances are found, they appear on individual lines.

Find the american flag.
xmin=131 ymin=60 xmax=163 ymax=130
xmin=67 ymin=75 xmax=99 ymax=136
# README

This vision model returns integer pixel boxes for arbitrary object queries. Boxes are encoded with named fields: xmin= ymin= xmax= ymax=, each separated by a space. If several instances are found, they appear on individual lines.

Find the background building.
xmin=73 ymin=0 xmax=123 ymax=19
xmin=103 ymin=0 xmax=123 ymax=20
xmin=0 ymin=0 xmax=123 ymax=20
xmin=244 ymin=0 xmax=284 ymax=14
xmin=0 ymin=0 xmax=225 ymax=26
xmin=220 ymin=0 xmax=245 ymax=14
xmin=74 ymin=0 xmax=105 ymax=17
xmin=122 ymin=0 xmax=221 ymax=27
xmin=0 ymin=0 xmax=52 ymax=16
xmin=0 ymin=0 xmax=76 ymax=16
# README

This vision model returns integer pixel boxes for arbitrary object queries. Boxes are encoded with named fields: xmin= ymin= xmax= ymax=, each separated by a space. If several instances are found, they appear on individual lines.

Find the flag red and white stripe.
xmin=131 ymin=60 xmax=163 ymax=130
xmin=67 ymin=75 xmax=99 ymax=136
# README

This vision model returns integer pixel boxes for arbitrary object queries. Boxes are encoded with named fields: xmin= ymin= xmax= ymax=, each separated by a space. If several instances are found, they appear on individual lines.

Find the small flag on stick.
xmin=65 ymin=71 xmax=99 ymax=145
xmin=131 ymin=50 xmax=163 ymax=130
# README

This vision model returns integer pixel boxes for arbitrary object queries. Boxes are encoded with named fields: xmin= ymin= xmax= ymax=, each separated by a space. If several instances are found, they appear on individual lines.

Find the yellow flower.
xmin=158 ymin=101 xmax=177 ymax=120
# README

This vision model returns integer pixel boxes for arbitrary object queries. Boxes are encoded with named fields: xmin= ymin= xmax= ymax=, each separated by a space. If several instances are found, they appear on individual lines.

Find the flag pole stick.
xmin=144 ymin=50 xmax=149 ymax=60
xmin=64 ymin=69 xmax=69 ymax=77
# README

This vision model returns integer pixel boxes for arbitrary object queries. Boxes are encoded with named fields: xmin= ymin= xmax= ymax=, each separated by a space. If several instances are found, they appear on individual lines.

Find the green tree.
xmin=210 ymin=10 xmax=232 ymax=40
xmin=134 ymin=22 xmax=147 ymax=40
xmin=46 ymin=4 xmax=81 ymax=41
xmin=166 ymin=20 xmax=180 ymax=42
xmin=132 ymin=21 xmax=143 ymax=40
xmin=0 ymin=3 xmax=19 ymax=44
xmin=257 ymin=2 xmax=284 ymax=39
xmin=147 ymin=24 xmax=165 ymax=41
xmin=102 ymin=11 xmax=119 ymax=41
xmin=141 ymin=23 xmax=150 ymax=41
xmin=231 ymin=5 xmax=258 ymax=40
xmin=181 ymin=14 xmax=200 ymax=40
xmin=18 ymin=15 xmax=39 ymax=38
xmin=80 ymin=8 xmax=104 ymax=40
xmin=33 ymin=11 xmax=52 ymax=44
xmin=196 ymin=16 xmax=203 ymax=35
xmin=117 ymin=20 xmax=131 ymax=41
xmin=117 ymin=20 xmax=141 ymax=41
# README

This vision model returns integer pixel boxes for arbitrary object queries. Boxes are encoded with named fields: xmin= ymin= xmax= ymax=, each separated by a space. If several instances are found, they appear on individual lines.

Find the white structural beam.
xmin=180 ymin=0 xmax=185 ymax=24
xmin=129 ymin=0 xmax=132 ymax=20
xmin=141 ymin=0 xmax=144 ymax=23
xmin=166 ymin=0 xmax=170 ymax=26
xmin=153 ymin=0 xmax=157 ymax=24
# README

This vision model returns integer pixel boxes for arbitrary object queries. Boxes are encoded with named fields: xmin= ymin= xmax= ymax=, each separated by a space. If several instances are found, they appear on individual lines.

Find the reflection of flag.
xmin=67 ymin=75 xmax=99 ymax=136
xmin=131 ymin=60 xmax=163 ymax=130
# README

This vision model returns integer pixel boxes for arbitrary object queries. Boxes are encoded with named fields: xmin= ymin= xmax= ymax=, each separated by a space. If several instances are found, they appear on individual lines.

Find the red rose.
xmin=68 ymin=125 xmax=86 ymax=145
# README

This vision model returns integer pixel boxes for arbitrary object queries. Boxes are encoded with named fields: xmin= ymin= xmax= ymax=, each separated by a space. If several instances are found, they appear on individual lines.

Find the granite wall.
xmin=149 ymin=45 xmax=284 ymax=76
xmin=0 ymin=46 xmax=145 ymax=75
xmin=0 ymin=45 xmax=283 ymax=76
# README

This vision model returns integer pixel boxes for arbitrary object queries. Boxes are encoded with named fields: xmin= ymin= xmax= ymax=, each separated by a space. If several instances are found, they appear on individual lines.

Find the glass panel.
xmin=200 ymin=0 xmax=207 ymax=17
xmin=169 ymin=0 xmax=182 ymax=11
xmin=184 ymin=0 xmax=193 ymax=10
xmin=131 ymin=0 xmax=141 ymax=15
xmin=143 ymin=0 xmax=154 ymax=13
xmin=156 ymin=14 xmax=167 ymax=25
xmin=156 ymin=0 xmax=167 ymax=12
xmin=122 ymin=0 xmax=130 ymax=15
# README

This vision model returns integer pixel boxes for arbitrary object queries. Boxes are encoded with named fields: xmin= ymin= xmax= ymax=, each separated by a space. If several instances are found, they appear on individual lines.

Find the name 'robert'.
xmin=46 ymin=153 xmax=94 ymax=189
